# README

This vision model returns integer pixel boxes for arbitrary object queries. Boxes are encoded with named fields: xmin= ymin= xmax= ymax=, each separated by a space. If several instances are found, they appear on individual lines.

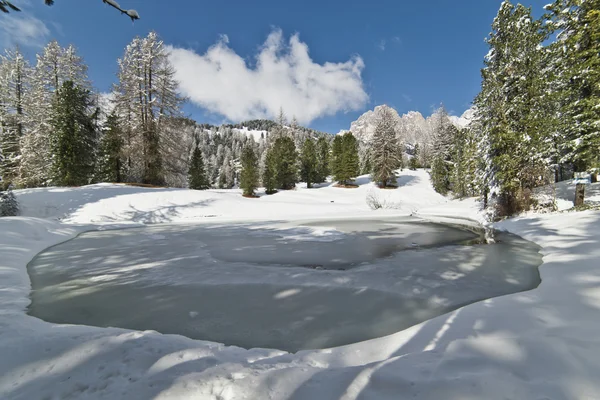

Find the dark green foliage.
xmin=240 ymin=145 xmax=259 ymax=196
xmin=331 ymin=133 xmax=360 ymax=185
xmin=49 ymin=81 xmax=97 ymax=186
xmin=95 ymin=112 xmax=124 ymax=183
xmin=430 ymin=156 xmax=450 ymax=195
xmin=0 ymin=188 xmax=18 ymax=216
xmin=188 ymin=146 xmax=209 ymax=190
xmin=300 ymin=138 xmax=317 ymax=188
xmin=331 ymin=135 xmax=344 ymax=183
xmin=273 ymin=136 xmax=297 ymax=190
xmin=315 ymin=137 xmax=330 ymax=183
xmin=342 ymin=133 xmax=360 ymax=183
xmin=262 ymin=148 xmax=277 ymax=194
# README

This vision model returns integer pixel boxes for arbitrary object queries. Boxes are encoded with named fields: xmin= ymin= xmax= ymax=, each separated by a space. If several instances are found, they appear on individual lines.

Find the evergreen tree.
xmin=409 ymin=144 xmax=420 ymax=170
xmin=262 ymin=148 xmax=277 ymax=194
xmin=0 ymin=187 xmax=18 ymax=216
xmin=240 ymin=145 xmax=259 ymax=196
xmin=300 ymin=138 xmax=317 ymax=188
xmin=331 ymin=135 xmax=344 ymax=184
xmin=475 ymin=1 xmax=549 ymax=215
xmin=49 ymin=80 xmax=97 ymax=186
xmin=315 ymin=136 xmax=330 ymax=183
xmin=95 ymin=112 xmax=124 ymax=183
xmin=545 ymin=0 xmax=600 ymax=171
xmin=188 ymin=146 xmax=209 ymax=190
xmin=371 ymin=106 xmax=401 ymax=187
xmin=273 ymin=136 xmax=297 ymax=189
xmin=341 ymin=132 xmax=360 ymax=183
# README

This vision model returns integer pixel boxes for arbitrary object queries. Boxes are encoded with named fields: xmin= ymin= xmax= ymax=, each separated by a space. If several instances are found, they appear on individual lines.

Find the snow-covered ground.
xmin=1 ymin=170 xmax=600 ymax=399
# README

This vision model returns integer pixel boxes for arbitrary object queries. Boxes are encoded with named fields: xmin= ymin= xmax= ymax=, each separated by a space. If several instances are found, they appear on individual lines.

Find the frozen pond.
xmin=27 ymin=218 xmax=542 ymax=352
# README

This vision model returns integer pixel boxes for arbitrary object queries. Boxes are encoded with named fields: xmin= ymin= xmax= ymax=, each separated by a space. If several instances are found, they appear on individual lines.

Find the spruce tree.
xmin=371 ymin=106 xmax=401 ymax=187
xmin=545 ymin=0 xmax=600 ymax=171
xmin=300 ymin=138 xmax=317 ymax=188
xmin=273 ymin=136 xmax=297 ymax=190
xmin=188 ymin=146 xmax=209 ymax=190
xmin=262 ymin=148 xmax=277 ymax=194
xmin=341 ymin=132 xmax=360 ymax=183
xmin=315 ymin=136 xmax=330 ymax=183
xmin=96 ymin=112 xmax=124 ymax=183
xmin=0 ymin=187 xmax=18 ymax=216
xmin=331 ymin=135 xmax=345 ymax=184
xmin=240 ymin=145 xmax=259 ymax=196
xmin=49 ymin=80 xmax=97 ymax=186
xmin=475 ymin=1 xmax=549 ymax=215
xmin=409 ymin=144 xmax=420 ymax=170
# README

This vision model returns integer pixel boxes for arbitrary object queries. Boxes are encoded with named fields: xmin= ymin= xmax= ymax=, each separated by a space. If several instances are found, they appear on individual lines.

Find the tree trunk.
xmin=574 ymin=183 xmax=585 ymax=207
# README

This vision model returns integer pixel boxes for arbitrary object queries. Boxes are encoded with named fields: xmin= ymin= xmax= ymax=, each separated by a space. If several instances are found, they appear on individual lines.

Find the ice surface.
xmin=27 ymin=218 xmax=541 ymax=352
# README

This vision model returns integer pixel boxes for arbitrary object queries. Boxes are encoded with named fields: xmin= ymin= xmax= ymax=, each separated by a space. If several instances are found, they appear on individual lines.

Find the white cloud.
xmin=377 ymin=39 xmax=386 ymax=51
xmin=167 ymin=29 xmax=368 ymax=125
xmin=0 ymin=13 xmax=50 ymax=48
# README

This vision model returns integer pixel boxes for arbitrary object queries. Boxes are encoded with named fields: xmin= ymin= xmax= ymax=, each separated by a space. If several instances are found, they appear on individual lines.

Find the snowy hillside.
xmin=2 ymin=172 xmax=600 ymax=400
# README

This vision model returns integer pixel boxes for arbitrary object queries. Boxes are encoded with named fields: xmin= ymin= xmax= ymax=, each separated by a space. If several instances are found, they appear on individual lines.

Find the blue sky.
xmin=1 ymin=0 xmax=549 ymax=133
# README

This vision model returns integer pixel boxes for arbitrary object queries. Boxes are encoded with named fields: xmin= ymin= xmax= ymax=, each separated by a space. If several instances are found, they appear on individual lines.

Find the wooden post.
xmin=592 ymin=173 xmax=598 ymax=184
xmin=574 ymin=183 xmax=585 ymax=207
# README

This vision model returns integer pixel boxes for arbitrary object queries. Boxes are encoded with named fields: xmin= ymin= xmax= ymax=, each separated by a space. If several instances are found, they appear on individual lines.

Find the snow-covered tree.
xmin=545 ymin=0 xmax=600 ymax=172
xmin=475 ymin=1 xmax=549 ymax=216
xmin=113 ymin=32 xmax=184 ymax=185
xmin=0 ymin=187 xmax=18 ymax=216
xmin=0 ymin=48 xmax=29 ymax=188
xmin=371 ymin=106 xmax=401 ymax=187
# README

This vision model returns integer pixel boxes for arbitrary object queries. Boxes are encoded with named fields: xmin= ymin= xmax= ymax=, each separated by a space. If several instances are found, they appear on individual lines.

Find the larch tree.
xmin=0 ymin=48 xmax=29 ymax=188
xmin=113 ymin=32 xmax=184 ymax=185
xmin=371 ymin=106 xmax=401 ymax=187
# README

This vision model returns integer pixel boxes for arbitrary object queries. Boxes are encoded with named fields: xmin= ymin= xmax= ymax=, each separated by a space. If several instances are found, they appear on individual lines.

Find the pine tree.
xmin=96 ymin=112 xmax=124 ymax=183
xmin=240 ymin=145 xmax=259 ymax=196
xmin=188 ymin=146 xmax=209 ymax=190
xmin=273 ymin=136 xmax=297 ymax=190
xmin=341 ymin=132 xmax=359 ymax=183
xmin=409 ymin=144 xmax=420 ymax=170
xmin=315 ymin=136 xmax=330 ymax=183
xmin=371 ymin=106 xmax=401 ymax=187
xmin=300 ymin=138 xmax=317 ymax=188
xmin=0 ymin=187 xmax=18 ymax=216
xmin=262 ymin=148 xmax=277 ymax=194
xmin=49 ymin=80 xmax=97 ymax=186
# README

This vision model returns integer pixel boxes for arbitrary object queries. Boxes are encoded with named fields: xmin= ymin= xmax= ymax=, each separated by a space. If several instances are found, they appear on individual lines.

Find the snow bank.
xmin=2 ymin=170 xmax=600 ymax=399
